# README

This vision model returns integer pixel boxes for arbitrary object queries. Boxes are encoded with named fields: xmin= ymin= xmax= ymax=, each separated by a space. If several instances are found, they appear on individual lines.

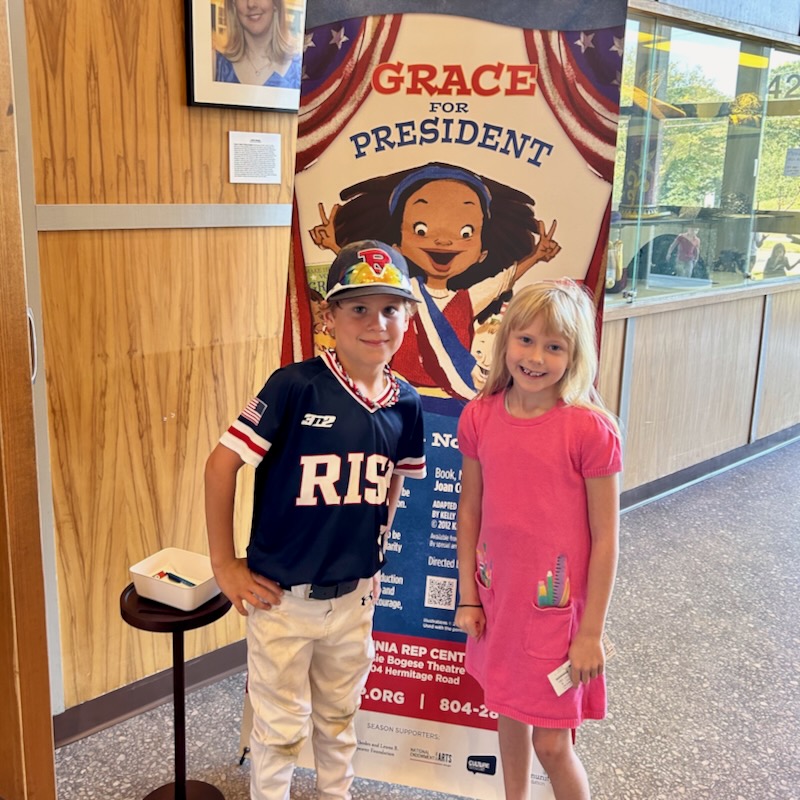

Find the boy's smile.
xmin=396 ymin=180 xmax=488 ymax=290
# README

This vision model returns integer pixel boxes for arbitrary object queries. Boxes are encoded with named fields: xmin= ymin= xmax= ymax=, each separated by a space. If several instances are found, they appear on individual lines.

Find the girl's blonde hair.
xmin=480 ymin=280 xmax=618 ymax=431
xmin=222 ymin=0 xmax=296 ymax=65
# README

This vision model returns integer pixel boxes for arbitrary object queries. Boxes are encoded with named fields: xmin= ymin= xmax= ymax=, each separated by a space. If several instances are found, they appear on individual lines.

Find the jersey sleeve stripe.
xmin=395 ymin=458 xmax=427 ymax=479
xmin=220 ymin=422 xmax=271 ymax=467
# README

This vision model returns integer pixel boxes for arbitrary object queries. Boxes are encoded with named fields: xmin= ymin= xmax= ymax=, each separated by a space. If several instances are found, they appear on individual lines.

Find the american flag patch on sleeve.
xmin=240 ymin=397 xmax=267 ymax=426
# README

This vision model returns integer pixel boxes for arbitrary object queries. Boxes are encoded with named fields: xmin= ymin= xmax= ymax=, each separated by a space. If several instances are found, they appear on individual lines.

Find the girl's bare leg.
xmin=532 ymin=727 xmax=590 ymax=800
xmin=498 ymin=715 xmax=533 ymax=800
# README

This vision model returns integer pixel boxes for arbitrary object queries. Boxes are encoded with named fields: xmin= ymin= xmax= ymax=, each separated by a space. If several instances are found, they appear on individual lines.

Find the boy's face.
xmin=323 ymin=294 xmax=410 ymax=372
xmin=396 ymin=180 xmax=488 ymax=285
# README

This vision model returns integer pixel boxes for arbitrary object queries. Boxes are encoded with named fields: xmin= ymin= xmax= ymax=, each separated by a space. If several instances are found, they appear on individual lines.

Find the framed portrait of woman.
xmin=185 ymin=0 xmax=307 ymax=111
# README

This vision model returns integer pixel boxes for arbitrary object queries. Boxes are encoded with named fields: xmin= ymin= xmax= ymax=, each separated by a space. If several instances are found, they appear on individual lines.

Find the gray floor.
xmin=55 ymin=441 xmax=800 ymax=799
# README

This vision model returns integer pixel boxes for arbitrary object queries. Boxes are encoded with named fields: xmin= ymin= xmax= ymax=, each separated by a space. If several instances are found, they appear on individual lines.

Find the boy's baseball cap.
xmin=325 ymin=240 xmax=419 ymax=303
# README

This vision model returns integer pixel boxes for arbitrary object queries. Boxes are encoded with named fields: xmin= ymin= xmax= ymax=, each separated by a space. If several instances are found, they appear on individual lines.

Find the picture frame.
xmin=185 ymin=0 xmax=307 ymax=112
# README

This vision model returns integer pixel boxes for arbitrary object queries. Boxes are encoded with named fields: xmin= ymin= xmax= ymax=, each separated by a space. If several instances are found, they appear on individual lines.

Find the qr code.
xmin=424 ymin=576 xmax=457 ymax=610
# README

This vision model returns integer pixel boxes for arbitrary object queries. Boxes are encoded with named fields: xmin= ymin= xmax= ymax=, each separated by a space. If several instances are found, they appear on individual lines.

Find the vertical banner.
xmin=282 ymin=2 xmax=626 ymax=796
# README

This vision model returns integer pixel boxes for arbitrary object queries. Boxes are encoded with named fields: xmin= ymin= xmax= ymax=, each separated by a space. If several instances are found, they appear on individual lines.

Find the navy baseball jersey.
xmin=220 ymin=351 xmax=426 ymax=586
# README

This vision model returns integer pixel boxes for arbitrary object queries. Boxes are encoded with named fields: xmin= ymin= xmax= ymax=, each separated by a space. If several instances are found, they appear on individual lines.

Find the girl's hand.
xmin=568 ymin=631 xmax=605 ymax=686
xmin=213 ymin=558 xmax=283 ymax=616
xmin=455 ymin=605 xmax=486 ymax=640
xmin=309 ymin=202 xmax=341 ymax=253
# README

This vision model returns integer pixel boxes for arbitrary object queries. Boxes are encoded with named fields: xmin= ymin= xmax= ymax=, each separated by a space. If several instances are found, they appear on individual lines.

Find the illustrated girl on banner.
xmin=310 ymin=162 xmax=561 ymax=402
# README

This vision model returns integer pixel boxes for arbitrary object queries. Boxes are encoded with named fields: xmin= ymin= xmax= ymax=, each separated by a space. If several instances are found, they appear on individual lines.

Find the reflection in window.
xmin=753 ymin=50 xmax=800 ymax=280
xmin=607 ymin=15 xmax=799 ymax=304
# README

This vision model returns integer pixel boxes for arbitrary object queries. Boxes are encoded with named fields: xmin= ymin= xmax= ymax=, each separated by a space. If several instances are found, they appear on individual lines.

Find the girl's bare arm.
xmin=455 ymin=456 xmax=486 ymax=639
xmin=569 ymin=472 xmax=620 ymax=685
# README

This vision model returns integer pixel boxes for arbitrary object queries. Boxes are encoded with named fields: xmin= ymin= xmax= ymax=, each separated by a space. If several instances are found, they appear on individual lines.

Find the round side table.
xmin=120 ymin=583 xmax=232 ymax=800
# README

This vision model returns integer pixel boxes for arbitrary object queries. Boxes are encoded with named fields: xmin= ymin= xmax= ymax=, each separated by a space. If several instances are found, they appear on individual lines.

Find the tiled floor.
xmin=55 ymin=441 xmax=800 ymax=799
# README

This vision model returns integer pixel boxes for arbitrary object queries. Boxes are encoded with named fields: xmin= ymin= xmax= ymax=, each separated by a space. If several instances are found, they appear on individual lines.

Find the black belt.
xmin=280 ymin=579 xmax=360 ymax=600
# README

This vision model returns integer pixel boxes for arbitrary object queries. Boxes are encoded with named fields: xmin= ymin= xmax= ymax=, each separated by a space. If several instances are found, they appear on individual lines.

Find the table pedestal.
xmin=120 ymin=584 xmax=232 ymax=800
xmin=144 ymin=780 xmax=224 ymax=800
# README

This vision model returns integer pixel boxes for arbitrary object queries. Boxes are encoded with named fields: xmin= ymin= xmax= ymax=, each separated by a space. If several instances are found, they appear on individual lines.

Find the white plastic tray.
xmin=129 ymin=547 xmax=221 ymax=612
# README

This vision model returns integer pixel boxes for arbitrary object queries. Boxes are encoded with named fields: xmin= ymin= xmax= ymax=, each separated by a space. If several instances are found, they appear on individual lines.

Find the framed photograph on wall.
xmin=185 ymin=0 xmax=307 ymax=112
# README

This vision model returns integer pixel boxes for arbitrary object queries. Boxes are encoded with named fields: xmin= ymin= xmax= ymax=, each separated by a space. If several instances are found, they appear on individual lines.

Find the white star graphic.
xmin=330 ymin=27 xmax=350 ymax=50
xmin=610 ymin=36 xmax=624 ymax=56
xmin=574 ymin=32 xmax=595 ymax=54
xmin=304 ymin=33 xmax=315 ymax=53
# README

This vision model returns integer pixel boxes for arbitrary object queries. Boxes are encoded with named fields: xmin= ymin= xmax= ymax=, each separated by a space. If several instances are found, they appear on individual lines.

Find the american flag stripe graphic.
xmin=241 ymin=397 xmax=267 ymax=426
xmin=524 ymin=27 xmax=623 ymax=184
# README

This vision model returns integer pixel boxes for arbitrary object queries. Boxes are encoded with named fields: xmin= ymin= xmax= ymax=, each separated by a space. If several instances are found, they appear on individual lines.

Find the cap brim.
xmin=325 ymin=284 xmax=421 ymax=303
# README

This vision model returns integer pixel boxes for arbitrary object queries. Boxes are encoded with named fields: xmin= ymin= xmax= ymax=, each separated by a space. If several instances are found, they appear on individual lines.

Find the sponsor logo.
xmin=409 ymin=747 xmax=453 ymax=766
xmin=467 ymin=755 xmax=497 ymax=775
xmin=300 ymin=413 xmax=336 ymax=428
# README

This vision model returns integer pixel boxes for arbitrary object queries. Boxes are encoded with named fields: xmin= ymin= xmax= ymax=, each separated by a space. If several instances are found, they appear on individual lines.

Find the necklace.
xmin=328 ymin=349 xmax=400 ymax=410
xmin=245 ymin=51 xmax=272 ymax=76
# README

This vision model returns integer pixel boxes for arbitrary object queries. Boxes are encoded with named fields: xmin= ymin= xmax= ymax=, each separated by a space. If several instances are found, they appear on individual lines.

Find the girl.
xmin=309 ymin=163 xmax=560 ymax=400
xmin=762 ymin=242 xmax=800 ymax=280
xmin=455 ymin=281 xmax=621 ymax=800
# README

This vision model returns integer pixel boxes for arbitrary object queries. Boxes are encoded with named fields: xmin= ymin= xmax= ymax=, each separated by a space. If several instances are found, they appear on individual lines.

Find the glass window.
xmin=606 ymin=15 xmax=799 ymax=305
xmin=753 ymin=48 xmax=800 ymax=281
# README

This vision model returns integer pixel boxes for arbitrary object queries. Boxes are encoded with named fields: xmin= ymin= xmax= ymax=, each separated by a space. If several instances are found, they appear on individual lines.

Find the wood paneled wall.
xmin=620 ymin=298 xmax=763 ymax=490
xmin=756 ymin=290 xmax=800 ymax=440
xmin=598 ymin=318 xmax=626 ymax=418
xmin=25 ymin=0 xmax=296 ymax=205
xmin=39 ymin=229 xmax=286 ymax=703
xmin=26 ymin=0 xmax=295 ymax=706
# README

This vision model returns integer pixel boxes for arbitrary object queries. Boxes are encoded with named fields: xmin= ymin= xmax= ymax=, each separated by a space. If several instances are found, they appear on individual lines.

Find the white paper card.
xmin=548 ymin=633 xmax=617 ymax=696
xmin=229 ymin=132 xmax=281 ymax=184
xmin=548 ymin=661 xmax=574 ymax=696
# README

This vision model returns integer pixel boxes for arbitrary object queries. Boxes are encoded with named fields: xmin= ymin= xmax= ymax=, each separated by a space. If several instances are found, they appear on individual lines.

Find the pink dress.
xmin=457 ymin=394 xmax=622 ymax=728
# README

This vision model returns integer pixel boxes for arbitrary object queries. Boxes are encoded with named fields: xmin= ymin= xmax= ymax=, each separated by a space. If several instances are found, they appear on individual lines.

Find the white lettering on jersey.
xmin=300 ymin=413 xmax=337 ymax=428
xmin=364 ymin=455 xmax=392 ymax=505
xmin=296 ymin=455 xmax=342 ymax=505
xmin=295 ymin=453 xmax=394 ymax=506
xmin=343 ymin=453 xmax=365 ymax=504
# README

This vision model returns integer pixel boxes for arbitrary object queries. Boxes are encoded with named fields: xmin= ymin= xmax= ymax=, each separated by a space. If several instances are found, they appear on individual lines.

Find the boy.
xmin=205 ymin=240 xmax=426 ymax=800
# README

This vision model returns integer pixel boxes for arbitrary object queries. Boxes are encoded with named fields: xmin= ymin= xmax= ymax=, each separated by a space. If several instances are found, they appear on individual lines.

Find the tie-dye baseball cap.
xmin=325 ymin=240 xmax=419 ymax=303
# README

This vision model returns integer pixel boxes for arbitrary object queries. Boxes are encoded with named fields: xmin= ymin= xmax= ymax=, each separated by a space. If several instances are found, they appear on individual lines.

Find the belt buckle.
xmin=308 ymin=580 xmax=358 ymax=600
xmin=309 ymin=583 xmax=335 ymax=600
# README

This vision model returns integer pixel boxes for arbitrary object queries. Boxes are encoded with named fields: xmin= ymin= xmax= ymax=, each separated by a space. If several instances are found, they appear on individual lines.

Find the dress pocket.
xmin=523 ymin=602 xmax=575 ymax=661
xmin=474 ymin=569 xmax=494 ymax=620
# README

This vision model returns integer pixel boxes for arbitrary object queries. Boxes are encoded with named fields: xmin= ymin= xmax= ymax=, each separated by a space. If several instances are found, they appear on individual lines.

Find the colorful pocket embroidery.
xmin=477 ymin=542 xmax=492 ymax=588
xmin=536 ymin=554 xmax=570 ymax=608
